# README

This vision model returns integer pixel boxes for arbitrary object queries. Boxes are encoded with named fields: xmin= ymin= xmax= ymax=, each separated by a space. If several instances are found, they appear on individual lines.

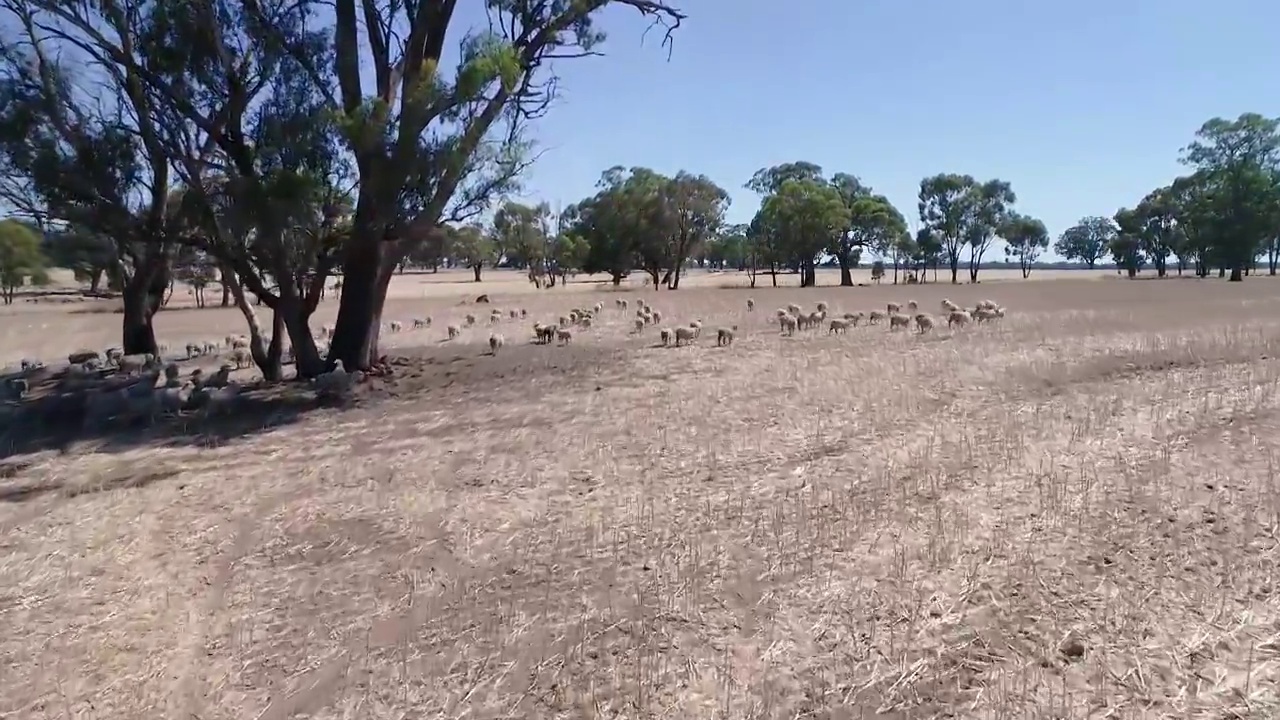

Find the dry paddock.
xmin=3 ymin=271 xmax=1280 ymax=718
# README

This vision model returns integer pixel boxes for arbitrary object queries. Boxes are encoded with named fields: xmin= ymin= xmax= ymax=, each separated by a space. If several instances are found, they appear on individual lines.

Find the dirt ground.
xmin=3 ymin=270 xmax=1280 ymax=719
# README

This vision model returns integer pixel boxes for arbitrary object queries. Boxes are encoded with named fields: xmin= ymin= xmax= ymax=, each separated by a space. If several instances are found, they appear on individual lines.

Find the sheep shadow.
xmin=0 ymin=373 xmax=329 ymax=460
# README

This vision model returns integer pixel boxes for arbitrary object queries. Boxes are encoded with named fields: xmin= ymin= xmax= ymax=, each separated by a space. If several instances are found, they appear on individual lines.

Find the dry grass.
xmin=4 ymin=273 xmax=1280 ymax=719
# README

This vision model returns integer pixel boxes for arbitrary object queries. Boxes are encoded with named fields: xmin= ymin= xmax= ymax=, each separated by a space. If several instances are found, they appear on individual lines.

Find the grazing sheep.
xmin=993 ymin=306 xmax=1006 ymax=318
xmin=388 ymin=320 xmax=403 ymax=332
xmin=941 ymin=299 xmax=961 ymax=313
xmin=465 ymin=314 xmax=476 ymax=327
xmin=413 ymin=317 xmax=431 ymax=329
xmin=716 ymin=325 xmax=738 ymax=347
xmin=68 ymin=349 xmax=100 ymax=365
xmin=816 ymin=301 xmax=829 ymax=313
xmin=560 ymin=315 xmax=570 ymax=327
xmin=787 ymin=303 xmax=802 ymax=316
xmin=231 ymin=335 xmax=249 ymax=350
xmin=230 ymin=347 xmax=252 ymax=369
xmin=689 ymin=320 xmax=703 ymax=338
xmin=185 ymin=342 xmax=202 ymax=358
xmin=907 ymin=300 xmax=918 ymax=312
xmin=887 ymin=302 xmax=902 ymax=314
xmin=202 ymin=341 xmax=218 ymax=355
xmin=776 ymin=308 xmax=788 ymax=318
xmin=914 ymin=313 xmax=935 ymax=333
xmin=509 ymin=309 xmax=520 ymax=319
xmin=660 ymin=327 xmax=673 ymax=346
xmin=447 ymin=324 xmax=461 ymax=339
xmin=651 ymin=310 xmax=662 ymax=324
xmin=520 ymin=308 xmax=528 ymax=318
xmin=829 ymin=318 xmax=852 ymax=334
xmin=593 ymin=302 xmax=604 ymax=314
xmin=842 ymin=311 xmax=865 ymax=326
xmin=975 ymin=299 xmax=998 ymax=311
xmin=616 ymin=298 xmax=628 ymax=310
xmin=489 ymin=333 xmax=505 ymax=354
xmin=118 ymin=353 xmax=158 ymax=375
xmin=779 ymin=314 xmax=798 ymax=336
xmin=534 ymin=323 xmax=557 ymax=344
xmin=947 ymin=310 xmax=972 ymax=329
xmin=579 ymin=316 xmax=593 ymax=329
xmin=634 ymin=318 xmax=646 ymax=333
xmin=556 ymin=328 xmax=573 ymax=345
xmin=808 ymin=310 xmax=825 ymax=327
xmin=746 ymin=298 xmax=755 ymax=311
xmin=868 ymin=310 xmax=886 ymax=325
xmin=314 ymin=359 xmax=358 ymax=399
xmin=973 ymin=307 xmax=999 ymax=323
xmin=797 ymin=313 xmax=812 ymax=331
xmin=105 ymin=347 xmax=124 ymax=364
xmin=673 ymin=326 xmax=698 ymax=346
xmin=889 ymin=313 xmax=911 ymax=331
xmin=489 ymin=312 xmax=501 ymax=325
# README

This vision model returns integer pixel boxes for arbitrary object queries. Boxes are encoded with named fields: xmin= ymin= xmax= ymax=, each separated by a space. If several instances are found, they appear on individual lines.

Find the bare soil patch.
xmin=3 ymin=276 xmax=1280 ymax=719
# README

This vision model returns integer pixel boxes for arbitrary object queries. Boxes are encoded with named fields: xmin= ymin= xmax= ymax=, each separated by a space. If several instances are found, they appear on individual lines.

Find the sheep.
xmin=816 ymin=301 xmax=829 ymax=313
xmin=887 ymin=302 xmax=902 ymax=314
xmin=796 ymin=313 xmax=812 ymax=331
xmin=185 ymin=342 xmax=202 ymax=358
xmin=509 ymin=309 xmax=520 ymax=319
xmin=947 ymin=310 xmax=972 ymax=329
xmin=447 ymin=324 xmax=461 ymax=339
xmin=489 ymin=333 xmax=505 ymax=354
xmin=746 ymin=298 xmax=755 ymax=311
xmin=975 ymin=299 xmax=999 ymax=311
xmin=689 ymin=320 xmax=703 ymax=338
xmin=388 ymin=320 xmax=403 ymax=332
xmin=829 ymin=318 xmax=852 ymax=334
xmin=993 ymin=306 xmax=1006 ymax=318
xmin=716 ymin=325 xmax=738 ymax=347
xmin=559 ymin=315 xmax=570 ymax=328
xmin=520 ymin=308 xmax=528 ymax=318
xmin=230 ymin=347 xmax=252 ymax=369
xmin=68 ymin=349 xmax=100 ymax=365
xmin=775 ymin=308 xmax=788 ymax=319
xmin=787 ymin=303 xmax=802 ymax=316
xmin=868 ymin=310 xmax=886 ymax=325
xmin=941 ymin=299 xmax=961 ymax=313
xmin=579 ymin=316 xmax=593 ymax=329
xmin=907 ymin=300 xmax=918 ymax=312
xmin=105 ymin=347 xmax=124 ymax=364
xmin=465 ymin=314 xmax=477 ymax=327
xmin=914 ymin=313 xmax=935 ymax=333
xmin=659 ymin=327 xmax=673 ymax=346
xmin=973 ymin=307 xmax=999 ymax=323
xmin=533 ymin=323 xmax=557 ymax=344
xmin=202 ymin=341 xmax=218 ymax=355
xmin=889 ymin=313 xmax=911 ymax=331
xmin=118 ymin=353 xmax=158 ymax=375
xmin=488 ymin=312 xmax=501 ymax=325
xmin=616 ymin=298 xmax=629 ymax=310
xmin=314 ymin=359 xmax=358 ymax=400
xmin=634 ymin=318 xmax=646 ymax=333
xmin=651 ymin=310 xmax=662 ymax=324
xmin=413 ymin=317 xmax=431 ymax=329
xmin=779 ymin=314 xmax=798 ymax=336
xmin=842 ymin=311 xmax=866 ymax=326
xmin=807 ymin=310 xmax=825 ymax=327
xmin=673 ymin=326 xmax=698 ymax=346
xmin=593 ymin=302 xmax=604 ymax=314
xmin=231 ymin=335 xmax=249 ymax=349
xmin=556 ymin=328 xmax=573 ymax=345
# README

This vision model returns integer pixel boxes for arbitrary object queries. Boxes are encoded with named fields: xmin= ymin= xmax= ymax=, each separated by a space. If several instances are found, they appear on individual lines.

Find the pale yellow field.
xmin=3 ymin=271 xmax=1279 ymax=719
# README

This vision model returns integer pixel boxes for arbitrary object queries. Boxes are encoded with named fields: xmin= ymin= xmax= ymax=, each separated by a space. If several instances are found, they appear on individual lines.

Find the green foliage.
xmin=1054 ymin=217 xmax=1115 ymax=269
xmin=1000 ymin=213 xmax=1049 ymax=277
xmin=451 ymin=224 xmax=496 ymax=269
xmin=754 ymin=178 xmax=850 ymax=286
xmin=1111 ymin=208 xmax=1147 ymax=277
xmin=917 ymin=174 xmax=976 ymax=282
xmin=0 ymin=219 xmax=48 ymax=303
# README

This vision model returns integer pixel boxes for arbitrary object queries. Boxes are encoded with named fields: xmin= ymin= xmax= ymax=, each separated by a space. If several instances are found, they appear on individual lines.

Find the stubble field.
xmin=3 ymin=267 xmax=1280 ymax=719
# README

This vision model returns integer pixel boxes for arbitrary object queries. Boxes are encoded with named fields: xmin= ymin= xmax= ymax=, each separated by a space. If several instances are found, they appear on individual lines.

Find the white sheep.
xmin=413 ymin=317 xmax=431 ymax=329
xmin=975 ymin=299 xmax=998 ymax=311
xmin=465 ymin=314 xmax=476 ymax=327
xmin=886 ymin=302 xmax=902 ymax=314
xmin=776 ymin=308 xmax=788 ymax=318
xmin=593 ymin=302 xmax=604 ymax=314
xmin=947 ymin=310 xmax=972 ymax=329
xmin=816 ymin=301 xmax=829 ymax=313
xmin=231 ymin=335 xmax=249 ymax=349
xmin=746 ymin=298 xmax=755 ymax=311
xmin=973 ymin=307 xmax=999 ymax=323
xmin=889 ymin=313 xmax=911 ymax=331
xmin=907 ymin=300 xmax=918 ymax=312
xmin=579 ymin=316 xmax=593 ymax=329
xmin=842 ymin=311 xmax=865 ymax=326
xmin=716 ymin=325 xmax=738 ymax=347
xmin=447 ymin=324 xmax=461 ymax=339
xmin=651 ymin=310 xmax=662 ymax=324
xmin=388 ymin=320 xmax=403 ymax=332
xmin=556 ymin=328 xmax=573 ymax=345
xmin=689 ymin=320 xmax=703 ymax=338
xmin=779 ymin=314 xmax=798 ymax=336
xmin=633 ymin=318 xmax=646 ymax=333
xmin=787 ymin=303 xmax=802 ymax=316
xmin=941 ymin=299 xmax=961 ymax=313
xmin=808 ymin=310 xmax=825 ymax=327
xmin=829 ymin=318 xmax=851 ymax=334
xmin=520 ymin=308 xmax=528 ymax=318
xmin=230 ymin=347 xmax=252 ymax=369
xmin=489 ymin=312 xmax=501 ymax=325
xmin=659 ymin=327 xmax=673 ymax=346
xmin=673 ymin=326 xmax=698 ymax=346
xmin=508 ymin=309 xmax=519 ymax=319
xmin=868 ymin=310 xmax=886 ymax=325
xmin=560 ymin=315 xmax=570 ymax=327
xmin=489 ymin=334 xmax=505 ymax=354
xmin=914 ymin=313 xmax=935 ymax=333
xmin=796 ymin=313 xmax=812 ymax=331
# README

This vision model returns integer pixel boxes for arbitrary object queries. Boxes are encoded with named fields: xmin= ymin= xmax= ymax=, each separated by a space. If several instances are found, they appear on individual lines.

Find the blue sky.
xmin=497 ymin=0 xmax=1280 ymax=258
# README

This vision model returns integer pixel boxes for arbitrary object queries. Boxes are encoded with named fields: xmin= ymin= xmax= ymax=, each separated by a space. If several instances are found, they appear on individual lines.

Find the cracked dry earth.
xmin=3 ymin=279 xmax=1280 ymax=719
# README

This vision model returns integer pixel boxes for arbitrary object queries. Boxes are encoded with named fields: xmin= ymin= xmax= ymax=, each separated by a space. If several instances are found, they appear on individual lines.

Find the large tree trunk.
xmin=329 ymin=237 xmax=390 ymax=371
xmin=1127 ymin=266 xmax=1137 ymax=278
xmin=224 ymin=269 xmax=281 ymax=380
xmin=949 ymin=257 xmax=959 ymax=284
xmin=669 ymin=264 xmax=683 ymax=290
xmin=611 ymin=272 xmax=624 ymax=286
xmin=837 ymin=253 xmax=853 ymax=286
xmin=472 ymin=264 xmax=482 ymax=282
xmin=1229 ymin=265 xmax=1244 ymax=282
xmin=120 ymin=251 xmax=169 ymax=355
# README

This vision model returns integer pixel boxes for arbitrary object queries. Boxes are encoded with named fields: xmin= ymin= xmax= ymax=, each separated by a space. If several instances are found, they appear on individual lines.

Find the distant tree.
xmin=753 ymin=179 xmax=850 ymax=287
xmin=1055 ymin=217 xmax=1115 ymax=269
xmin=870 ymin=260 xmax=885 ymax=284
xmin=918 ymin=173 xmax=976 ymax=283
xmin=451 ymin=225 xmax=495 ymax=282
xmin=964 ymin=179 xmax=1017 ymax=282
xmin=0 ymin=219 xmax=47 ymax=304
xmin=1133 ymin=187 xmax=1182 ymax=277
xmin=1111 ymin=208 xmax=1147 ymax=278
xmin=1000 ymin=213 xmax=1049 ymax=278
xmin=666 ymin=172 xmax=729 ymax=289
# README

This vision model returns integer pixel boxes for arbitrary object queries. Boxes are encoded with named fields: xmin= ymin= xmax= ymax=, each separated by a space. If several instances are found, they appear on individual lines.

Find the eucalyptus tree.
xmin=999 ymin=213 xmax=1049 ymax=278
xmin=917 ymin=174 xmax=975 ymax=284
xmin=1054 ymin=217 xmax=1115 ymax=269
xmin=753 ymin=179 xmax=849 ymax=287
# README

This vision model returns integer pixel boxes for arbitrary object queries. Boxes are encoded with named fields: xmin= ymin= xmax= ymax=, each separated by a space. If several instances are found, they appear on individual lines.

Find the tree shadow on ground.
xmin=0 ymin=341 xmax=631 ymax=461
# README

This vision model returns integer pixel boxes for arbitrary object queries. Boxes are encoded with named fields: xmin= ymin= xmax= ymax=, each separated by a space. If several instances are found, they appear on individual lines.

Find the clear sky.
xmin=498 ymin=0 xmax=1280 ymax=257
